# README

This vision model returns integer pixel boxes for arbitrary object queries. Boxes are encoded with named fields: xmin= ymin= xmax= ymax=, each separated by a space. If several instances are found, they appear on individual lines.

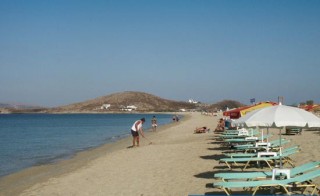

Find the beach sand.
xmin=1 ymin=112 xmax=319 ymax=195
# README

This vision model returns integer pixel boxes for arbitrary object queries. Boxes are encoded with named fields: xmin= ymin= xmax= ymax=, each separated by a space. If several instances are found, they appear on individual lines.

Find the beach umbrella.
xmin=235 ymin=104 xmax=320 ymax=128
xmin=234 ymin=104 xmax=320 ymax=167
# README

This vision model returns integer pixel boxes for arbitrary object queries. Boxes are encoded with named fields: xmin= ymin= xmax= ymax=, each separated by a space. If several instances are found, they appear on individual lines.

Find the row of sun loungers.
xmin=211 ymin=128 xmax=320 ymax=195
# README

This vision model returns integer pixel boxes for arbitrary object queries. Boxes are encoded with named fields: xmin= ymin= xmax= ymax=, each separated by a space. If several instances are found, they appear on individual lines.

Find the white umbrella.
xmin=234 ymin=104 xmax=320 ymax=167
xmin=235 ymin=104 xmax=320 ymax=128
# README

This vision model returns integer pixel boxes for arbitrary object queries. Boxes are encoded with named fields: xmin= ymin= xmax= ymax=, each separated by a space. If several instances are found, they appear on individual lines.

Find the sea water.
xmin=0 ymin=113 xmax=174 ymax=177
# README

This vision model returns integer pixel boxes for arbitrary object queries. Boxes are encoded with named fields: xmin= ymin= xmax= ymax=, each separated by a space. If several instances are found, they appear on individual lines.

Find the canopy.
xmin=223 ymin=105 xmax=251 ymax=119
xmin=240 ymin=102 xmax=277 ymax=117
xmin=224 ymin=102 xmax=277 ymax=119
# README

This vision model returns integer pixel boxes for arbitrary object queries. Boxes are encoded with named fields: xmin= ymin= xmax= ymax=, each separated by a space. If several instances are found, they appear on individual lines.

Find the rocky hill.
xmin=48 ymin=91 xmax=196 ymax=112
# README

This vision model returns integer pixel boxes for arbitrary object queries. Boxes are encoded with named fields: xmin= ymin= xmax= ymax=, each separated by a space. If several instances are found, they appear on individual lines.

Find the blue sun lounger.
xmin=218 ymin=129 xmax=259 ymax=139
xmin=219 ymin=149 xmax=299 ymax=170
xmin=214 ymin=161 xmax=320 ymax=181
xmin=233 ymin=138 xmax=290 ymax=152
xmin=213 ymin=169 xmax=320 ymax=195
xmin=224 ymin=134 xmax=273 ymax=144
xmin=224 ymin=145 xmax=299 ymax=158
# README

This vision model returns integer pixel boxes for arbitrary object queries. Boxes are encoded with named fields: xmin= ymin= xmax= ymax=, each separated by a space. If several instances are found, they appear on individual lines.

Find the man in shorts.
xmin=131 ymin=118 xmax=146 ymax=147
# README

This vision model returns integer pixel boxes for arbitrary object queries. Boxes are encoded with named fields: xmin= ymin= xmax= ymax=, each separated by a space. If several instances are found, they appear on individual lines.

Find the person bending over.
xmin=131 ymin=118 xmax=146 ymax=147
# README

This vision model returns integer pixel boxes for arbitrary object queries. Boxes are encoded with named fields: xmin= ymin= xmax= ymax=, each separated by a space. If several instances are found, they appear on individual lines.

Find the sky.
xmin=1 ymin=0 xmax=319 ymax=107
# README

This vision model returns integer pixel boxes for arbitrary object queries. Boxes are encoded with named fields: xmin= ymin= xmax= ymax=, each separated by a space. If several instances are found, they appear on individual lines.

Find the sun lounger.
xmin=224 ymin=134 xmax=273 ymax=144
xmin=220 ymin=129 xmax=259 ymax=136
xmin=225 ymin=145 xmax=299 ymax=158
xmin=233 ymin=138 xmax=290 ymax=152
xmin=218 ymin=130 xmax=259 ymax=139
xmin=220 ymin=128 xmax=258 ymax=135
xmin=286 ymin=127 xmax=302 ymax=135
xmin=214 ymin=161 xmax=320 ymax=181
xmin=219 ymin=149 xmax=299 ymax=170
xmin=222 ymin=129 xmax=247 ymax=134
xmin=222 ymin=134 xmax=274 ymax=148
xmin=213 ymin=169 xmax=320 ymax=195
xmin=231 ymin=139 xmax=290 ymax=154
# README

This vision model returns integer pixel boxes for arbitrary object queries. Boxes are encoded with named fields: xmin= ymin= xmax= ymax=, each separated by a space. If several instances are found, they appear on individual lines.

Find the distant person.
xmin=130 ymin=118 xmax=146 ymax=147
xmin=172 ymin=115 xmax=179 ymax=122
xmin=151 ymin=116 xmax=157 ymax=131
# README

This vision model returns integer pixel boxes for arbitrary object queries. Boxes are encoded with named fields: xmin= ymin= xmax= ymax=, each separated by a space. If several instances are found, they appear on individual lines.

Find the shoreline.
xmin=0 ymin=113 xmax=189 ymax=196
xmin=2 ymin=112 xmax=318 ymax=195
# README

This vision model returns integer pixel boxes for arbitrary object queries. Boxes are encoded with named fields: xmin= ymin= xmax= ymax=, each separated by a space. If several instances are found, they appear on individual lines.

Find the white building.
xmin=188 ymin=99 xmax=198 ymax=104
xmin=101 ymin=104 xmax=111 ymax=110
xmin=121 ymin=105 xmax=138 ymax=111
xmin=127 ymin=105 xmax=137 ymax=110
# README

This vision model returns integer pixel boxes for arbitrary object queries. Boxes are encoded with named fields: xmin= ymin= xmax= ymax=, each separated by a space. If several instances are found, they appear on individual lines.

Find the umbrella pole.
xmin=279 ymin=127 xmax=283 ymax=168
xmin=267 ymin=127 xmax=269 ymax=152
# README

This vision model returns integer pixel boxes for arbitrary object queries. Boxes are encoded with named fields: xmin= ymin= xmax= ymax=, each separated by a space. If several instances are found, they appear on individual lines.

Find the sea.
xmin=0 ymin=113 xmax=175 ymax=177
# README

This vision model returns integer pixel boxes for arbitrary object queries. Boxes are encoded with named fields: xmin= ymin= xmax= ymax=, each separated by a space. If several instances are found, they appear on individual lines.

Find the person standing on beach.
xmin=131 ymin=118 xmax=146 ymax=147
xmin=151 ymin=116 xmax=157 ymax=132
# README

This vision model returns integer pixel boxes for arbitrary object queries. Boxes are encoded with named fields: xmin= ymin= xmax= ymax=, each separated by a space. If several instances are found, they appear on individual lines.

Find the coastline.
xmin=1 ymin=112 xmax=319 ymax=195
xmin=0 ymin=112 xmax=189 ymax=196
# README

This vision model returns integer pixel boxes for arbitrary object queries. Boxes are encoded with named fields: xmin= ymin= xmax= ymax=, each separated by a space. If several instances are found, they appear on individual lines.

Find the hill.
xmin=0 ymin=103 xmax=42 ymax=109
xmin=1 ymin=92 xmax=245 ymax=113
xmin=49 ymin=91 xmax=196 ymax=112
xmin=0 ymin=103 xmax=45 ymax=113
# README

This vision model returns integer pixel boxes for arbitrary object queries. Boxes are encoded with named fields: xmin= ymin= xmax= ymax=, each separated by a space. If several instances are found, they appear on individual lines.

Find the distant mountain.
xmin=49 ymin=91 xmax=196 ymax=112
xmin=1 ymin=92 xmax=245 ymax=113
xmin=0 ymin=103 xmax=13 ymax=108
xmin=0 ymin=103 xmax=43 ymax=109
xmin=0 ymin=103 xmax=46 ymax=113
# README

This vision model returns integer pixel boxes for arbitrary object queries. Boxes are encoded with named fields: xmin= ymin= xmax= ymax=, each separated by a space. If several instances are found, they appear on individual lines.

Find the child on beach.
xmin=151 ymin=116 xmax=157 ymax=131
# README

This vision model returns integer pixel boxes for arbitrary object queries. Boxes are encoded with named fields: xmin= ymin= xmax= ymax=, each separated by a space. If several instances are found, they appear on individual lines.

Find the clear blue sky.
xmin=1 ymin=0 xmax=319 ymax=107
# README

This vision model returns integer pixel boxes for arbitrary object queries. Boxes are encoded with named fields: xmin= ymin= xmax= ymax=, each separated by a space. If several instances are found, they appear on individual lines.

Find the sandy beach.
xmin=1 ymin=112 xmax=320 ymax=195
